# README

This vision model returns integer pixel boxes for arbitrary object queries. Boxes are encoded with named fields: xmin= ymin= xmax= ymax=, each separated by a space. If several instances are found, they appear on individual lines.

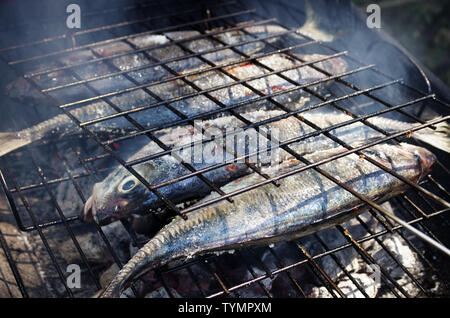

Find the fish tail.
xmin=99 ymin=280 xmax=122 ymax=298
xmin=100 ymin=247 xmax=156 ymax=298
xmin=100 ymin=229 xmax=181 ymax=298
xmin=0 ymin=132 xmax=31 ymax=157
xmin=101 ymin=211 xmax=215 ymax=297
xmin=414 ymin=120 xmax=450 ymax=153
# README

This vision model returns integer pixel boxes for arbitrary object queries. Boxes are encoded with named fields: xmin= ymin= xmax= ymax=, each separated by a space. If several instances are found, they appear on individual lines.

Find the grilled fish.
xmin=0 ymin=47 xmax=347 ymax=157
xmin=5 ymin=24 xmax=337 ymax=105
xmin=83 ymin=109 xmax=449 ymax=225
xmin=4 ymin=27 xmax=268 ymax=105
xmin=100 ymin=143 xmax=436 ymax=297
xmin=82 ymin=110 xmax=283 ymax=224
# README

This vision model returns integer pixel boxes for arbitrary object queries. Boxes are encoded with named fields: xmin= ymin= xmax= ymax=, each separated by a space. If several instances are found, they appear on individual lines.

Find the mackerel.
xmin=83 ymin=109 xmax=449 ymax=225
xmin=100 ymin=143 xmax=436 ymax=297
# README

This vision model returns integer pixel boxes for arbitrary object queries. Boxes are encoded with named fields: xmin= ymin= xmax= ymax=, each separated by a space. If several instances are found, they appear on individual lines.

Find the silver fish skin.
xmin=1 ymin=27 xmax=276 ymax=154
xmin=3 ymin=29 xmax=264 ymax=104
xmin=0 ymin=45 xmax=348 ymax=158
xmin=4 ymin=25 xmax=305 ymax=105
xmin=82 ymin=110 xmax=282 ymax=224
xmin=83 ymin=108 xmax=449 ymax=225
xmin=100 ymin=143 xmax=436 ymax=297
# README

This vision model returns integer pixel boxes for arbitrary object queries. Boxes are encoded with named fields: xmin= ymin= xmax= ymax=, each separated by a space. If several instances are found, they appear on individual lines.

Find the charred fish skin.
xmin=81 ymin=110 xmax=318 ymax=225
xmin=85 ymin=151 xmax=250 ymax=225
xmin=2 ymin=23 xmax=349 ymax=139
xmin=0 ymin=44 xmax=349 ymax=158
xmin=82 ymin=109 xmax=271 ymax=224
xmin=82 ymin=106 xmax=449 ymax=225
xmin=100 ymin=143 xmax=436 ymax=297
xmin=3 ymin=25 xmax=283 ymax=105
xmin=4 ymin=23 xmax=334 ymax=105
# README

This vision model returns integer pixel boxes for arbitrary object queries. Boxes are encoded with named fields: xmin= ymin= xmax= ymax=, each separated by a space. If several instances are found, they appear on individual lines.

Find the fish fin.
xmin=0 ymin=132 xmax=31 ymax=157
xmin=415 ymin=120 xmax=450 ymax=153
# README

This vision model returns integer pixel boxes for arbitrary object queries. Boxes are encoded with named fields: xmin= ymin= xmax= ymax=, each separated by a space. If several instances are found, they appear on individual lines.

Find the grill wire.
xmin=0 ymin=0 xmax=449 ymax=298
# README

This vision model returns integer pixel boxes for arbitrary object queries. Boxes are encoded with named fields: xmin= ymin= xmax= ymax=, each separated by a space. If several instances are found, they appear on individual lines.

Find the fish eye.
xmin=119 ymin=176 xmax=139 ymax=194
xmin=122 ymin=180 xmax=135 ymax=191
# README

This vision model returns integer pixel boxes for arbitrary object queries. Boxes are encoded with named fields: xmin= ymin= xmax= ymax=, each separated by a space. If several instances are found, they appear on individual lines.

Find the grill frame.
xmin=0 ymin=0 xmax=449 ymax=298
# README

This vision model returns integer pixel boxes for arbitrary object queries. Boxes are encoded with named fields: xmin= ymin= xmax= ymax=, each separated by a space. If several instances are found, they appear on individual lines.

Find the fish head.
xmin=82 ymin=162 xmax=155 ymax=225
xmin=370 ymin=143 xmax=436 ymax=182
xmin=397 ymin=143 xmax=437 ymax=180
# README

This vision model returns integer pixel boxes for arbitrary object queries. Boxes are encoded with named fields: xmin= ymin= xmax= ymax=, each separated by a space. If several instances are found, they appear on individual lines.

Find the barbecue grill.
xmin=0 ymin=0 xmax=449 ymax=298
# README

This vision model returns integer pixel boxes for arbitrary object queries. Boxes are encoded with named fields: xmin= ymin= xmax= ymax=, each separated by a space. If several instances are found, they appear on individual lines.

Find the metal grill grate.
xmin=0 ymin=0 xmax=449 ymax=298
